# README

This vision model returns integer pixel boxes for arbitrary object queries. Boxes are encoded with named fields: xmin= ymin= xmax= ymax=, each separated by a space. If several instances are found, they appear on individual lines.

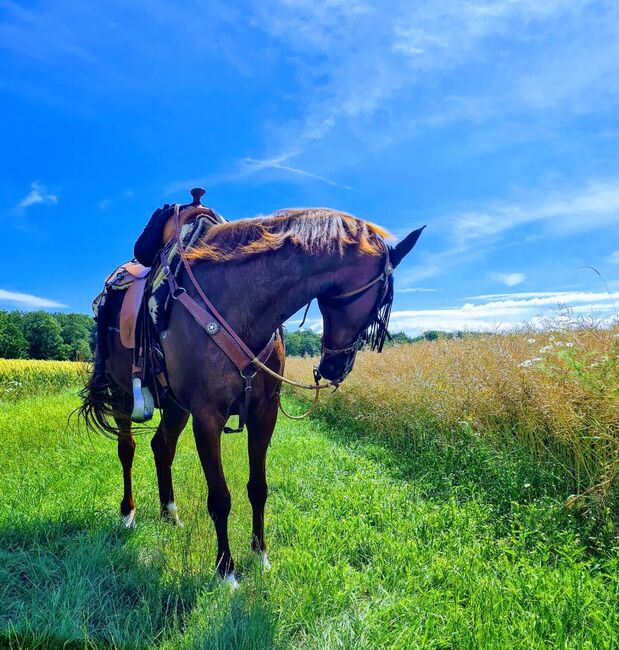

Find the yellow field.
xmin=0 ymin=358 xmax=87 ymax=402
xmin=285 ymin=327 xmax=619 ymax=507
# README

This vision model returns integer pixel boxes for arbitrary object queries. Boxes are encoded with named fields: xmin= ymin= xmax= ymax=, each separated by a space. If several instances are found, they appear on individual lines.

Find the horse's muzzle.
xmin=316 ymin=350 xmax=358 ymax=385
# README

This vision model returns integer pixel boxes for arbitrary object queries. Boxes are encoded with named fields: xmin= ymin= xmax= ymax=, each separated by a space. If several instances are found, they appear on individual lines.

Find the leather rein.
xmin=162 ymin=204 xmax=392 ymax=428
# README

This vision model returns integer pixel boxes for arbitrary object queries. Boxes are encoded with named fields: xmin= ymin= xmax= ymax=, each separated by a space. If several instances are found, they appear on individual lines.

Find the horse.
xmin=79 ymin=207 xmax=424 ymax=586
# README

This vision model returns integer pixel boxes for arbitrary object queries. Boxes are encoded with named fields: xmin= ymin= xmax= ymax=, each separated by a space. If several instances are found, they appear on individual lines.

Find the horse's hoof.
xmin=162 ymin=502 xmax=183 ymax=527
xmin=122 ymin=510 xmax=136 ymax=528
xmin=223 ymin=572 xmax=239 ymax=590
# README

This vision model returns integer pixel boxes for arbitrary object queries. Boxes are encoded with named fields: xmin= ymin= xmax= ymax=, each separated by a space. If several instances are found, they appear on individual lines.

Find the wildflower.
xmin=518 ymin=357 xmax=541 ymax=368
xmin=527 ymin=338 xmax=536 ymax=344
xmin=566 ymin=342 xmax=574 ymax=347
xmin=539 ymin=345 xmax=553 ymax=354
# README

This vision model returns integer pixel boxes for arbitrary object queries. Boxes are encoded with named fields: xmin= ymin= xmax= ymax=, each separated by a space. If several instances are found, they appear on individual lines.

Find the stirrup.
xmin=131 ymin=377 xmax=154 ymax=422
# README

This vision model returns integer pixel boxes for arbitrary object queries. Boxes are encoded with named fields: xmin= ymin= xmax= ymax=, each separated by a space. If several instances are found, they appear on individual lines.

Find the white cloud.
xmin=608 ymin=250 xmax=619 ymax=265
xmin=491 ymin=272 xmax=526 ymax=287
xmin=17 ymin=181 xmax=58 ymax=212
xmin=0 ymin=288 xmax=66 ymax=309
xmin=287 ymin=289 xmax=618 ymax=336
xmin=395 ymin=287 xmax=437 ymax=294
xmin=388 ymin=290 xmax=619 ymax=335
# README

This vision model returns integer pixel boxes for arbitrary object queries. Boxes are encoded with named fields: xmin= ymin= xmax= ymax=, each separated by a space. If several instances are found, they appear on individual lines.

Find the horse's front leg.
xmin=193 ymin=412 xmax=236 ymax=585
xmin=246 ymin=397 xmax=278 ymax=571
xmin=150 ymin=398 xmax=189 ymax=525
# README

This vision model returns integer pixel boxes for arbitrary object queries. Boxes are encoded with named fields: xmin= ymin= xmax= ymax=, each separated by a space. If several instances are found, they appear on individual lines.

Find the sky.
xmin=1 ymin=0 xmax=618 ymax=335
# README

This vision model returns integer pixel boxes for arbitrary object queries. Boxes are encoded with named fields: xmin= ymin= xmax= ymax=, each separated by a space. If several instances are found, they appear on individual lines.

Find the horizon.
xmin=1 ymin=1 xmax=618 ymax=337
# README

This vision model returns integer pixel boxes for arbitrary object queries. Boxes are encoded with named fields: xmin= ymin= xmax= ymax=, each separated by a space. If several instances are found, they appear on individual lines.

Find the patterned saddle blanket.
xmin=93 ymin=213 xmax=223 ymax=339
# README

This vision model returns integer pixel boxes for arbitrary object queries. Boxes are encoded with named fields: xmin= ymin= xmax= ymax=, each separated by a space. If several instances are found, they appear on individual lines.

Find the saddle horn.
xmin=190 ymin=187 xmax=206 ymax=206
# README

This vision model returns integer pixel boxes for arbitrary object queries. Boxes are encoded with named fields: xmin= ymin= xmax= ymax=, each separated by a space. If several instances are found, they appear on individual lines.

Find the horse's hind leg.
xmin=115 ymin=416 xmax=136 ymax=528
xmin=151 ymin=399 xmax=189 ymax=525
xmin=246 ymin=396 xmax=278 ymax=571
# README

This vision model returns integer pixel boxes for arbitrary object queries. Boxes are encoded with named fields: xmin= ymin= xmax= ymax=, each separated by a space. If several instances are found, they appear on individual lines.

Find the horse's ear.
xmin=389 ymin=225 xmax=426 ymax=269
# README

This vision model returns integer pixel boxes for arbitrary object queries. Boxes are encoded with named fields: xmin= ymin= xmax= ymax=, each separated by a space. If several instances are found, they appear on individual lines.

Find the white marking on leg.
xmin=122 ymin=509 xmax=136 ymax=528
xmin=223 ymin=572 xmax=239 ymax=590
xmin=260 ymin=551 xmax=271 ymax=572
xmin=164 ymin=501 xmax=183 ymax=526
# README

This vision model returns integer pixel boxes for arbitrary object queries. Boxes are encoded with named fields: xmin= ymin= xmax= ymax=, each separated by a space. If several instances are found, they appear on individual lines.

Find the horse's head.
xmin=315 ymin=226 xmax=426 ymax=385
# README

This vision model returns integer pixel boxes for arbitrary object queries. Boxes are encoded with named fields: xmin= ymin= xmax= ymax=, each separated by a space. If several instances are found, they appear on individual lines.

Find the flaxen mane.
xmin=186 ymin=208 xmax=392 ymax=262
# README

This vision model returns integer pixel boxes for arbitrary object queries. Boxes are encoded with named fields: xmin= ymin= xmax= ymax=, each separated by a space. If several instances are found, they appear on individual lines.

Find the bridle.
xmin=319 ymin=241 xmax=394 ymax=359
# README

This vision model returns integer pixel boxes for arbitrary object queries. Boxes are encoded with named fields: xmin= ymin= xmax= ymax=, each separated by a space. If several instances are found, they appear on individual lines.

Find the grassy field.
xmin=1 ymin=382 xmax=619 ymax=648
xmin=287 ymin=326 xmax=619 ymax=512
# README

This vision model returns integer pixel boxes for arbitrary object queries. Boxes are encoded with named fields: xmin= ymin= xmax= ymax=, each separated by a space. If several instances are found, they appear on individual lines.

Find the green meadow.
xmin=1 ymin=384 xmax=618 ymax=649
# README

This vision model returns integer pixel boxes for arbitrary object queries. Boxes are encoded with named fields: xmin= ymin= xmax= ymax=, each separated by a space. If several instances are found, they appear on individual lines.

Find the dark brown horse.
xmin=80 ymin=208 xmax=424 ymax=586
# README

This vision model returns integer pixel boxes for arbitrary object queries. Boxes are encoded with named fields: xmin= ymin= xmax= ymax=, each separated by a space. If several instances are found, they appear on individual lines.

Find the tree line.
xmin=0 ymin=310 xmax=95 ymax=361
xmin=0 ymin=308 xmax=468 ymax=361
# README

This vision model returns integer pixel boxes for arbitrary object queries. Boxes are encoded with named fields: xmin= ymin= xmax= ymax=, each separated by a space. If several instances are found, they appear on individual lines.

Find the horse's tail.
xmin=77 ymin=361 xmax=126 ymax=437
xmin=76 ymin=364 xmax=118 ymax=436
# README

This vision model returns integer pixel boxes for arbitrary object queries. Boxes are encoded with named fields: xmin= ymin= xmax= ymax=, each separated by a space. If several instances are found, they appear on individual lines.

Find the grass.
xmin=286 ymin=326 xmax=619 ymax=510
xmin=1 ymin=389 xmax=619 ymax=648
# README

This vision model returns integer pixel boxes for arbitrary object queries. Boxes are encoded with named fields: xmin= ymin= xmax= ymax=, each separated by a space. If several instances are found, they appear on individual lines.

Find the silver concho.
xmin=385 ymin=263 xmax=394 ymax=276
xmin=206 ymin=321 xmax=221 ymax=335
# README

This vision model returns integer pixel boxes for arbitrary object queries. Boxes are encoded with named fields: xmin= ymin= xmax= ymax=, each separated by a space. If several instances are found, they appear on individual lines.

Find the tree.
xmin=284 ymin=329 xmax=322 ymax=356
xmin=22 ymin=311 xmax=67 ymax=360
xmin=55 ymin=312 xmax=95 ymax=360
xmin=385 ymin=331 xmax=413 ymax=346
xmin=0 ymin=310 xmax=28 ymax=358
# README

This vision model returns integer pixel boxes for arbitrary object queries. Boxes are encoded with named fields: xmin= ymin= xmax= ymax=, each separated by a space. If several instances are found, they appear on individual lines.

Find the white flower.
xmin=527 ymin=338 xmax=536 ymax=344
xmin=539 ymin=345 xmax=553 ymax=354
xmin=566 ymin=342 xmax=574 ymax=347
xmin=518 ymin=357 xmax=541 ymax=368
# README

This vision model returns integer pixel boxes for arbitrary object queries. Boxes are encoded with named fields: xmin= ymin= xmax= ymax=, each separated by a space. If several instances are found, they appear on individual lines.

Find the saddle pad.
xmin=148 ymin=214 xmax=224 ymax=333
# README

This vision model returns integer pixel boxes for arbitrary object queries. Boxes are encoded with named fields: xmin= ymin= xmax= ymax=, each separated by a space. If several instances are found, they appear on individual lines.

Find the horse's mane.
xmin=186 ymin=208 xmax=392 ymax=262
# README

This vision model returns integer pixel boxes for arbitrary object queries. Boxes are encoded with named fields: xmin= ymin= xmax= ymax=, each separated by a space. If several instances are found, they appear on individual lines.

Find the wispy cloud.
xmin=608 ymin=250 xmax=619 ymax=265
xmin=167 ymin=156 xmax=364 ymax=195
xmin=0 ymin=288 xmax=65 ymax=309
xmin=17 ymin=181 xmax=58 ymax=212
xmin=491 ymin=272 xmax=526 ymax=287
xmin=453 ymin=177 xmax=619 ymax=247
xmin=249 ymin=0 xmax=619 ymax=167
xmin=395 ymin=287 xmax=437 ymax=294
xmin=243 ymin=158 xmax=364 ymax=192
xmin=405 ymin=176 xmax=619 ymax=284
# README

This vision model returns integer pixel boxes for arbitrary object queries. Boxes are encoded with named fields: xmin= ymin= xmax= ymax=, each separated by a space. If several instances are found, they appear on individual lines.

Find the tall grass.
xmin=285 ymin=325 xmax=619 ymax=509
xmin=0 ymin=359 xmax=86 ymax=402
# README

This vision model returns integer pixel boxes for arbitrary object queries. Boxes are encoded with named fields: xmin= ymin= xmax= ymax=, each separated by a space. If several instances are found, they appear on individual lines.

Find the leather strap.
xmin=161 ymin=208 xmax=277 ymax=373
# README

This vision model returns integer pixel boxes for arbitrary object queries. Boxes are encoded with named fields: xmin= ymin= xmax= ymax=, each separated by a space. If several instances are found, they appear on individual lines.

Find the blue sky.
xmin=1 ymin=0 xmax=618 ymax=335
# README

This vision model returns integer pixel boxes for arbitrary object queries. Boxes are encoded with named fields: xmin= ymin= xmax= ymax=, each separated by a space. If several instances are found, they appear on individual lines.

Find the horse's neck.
xmin=192 ymin=248 xmax=341 ymax=350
